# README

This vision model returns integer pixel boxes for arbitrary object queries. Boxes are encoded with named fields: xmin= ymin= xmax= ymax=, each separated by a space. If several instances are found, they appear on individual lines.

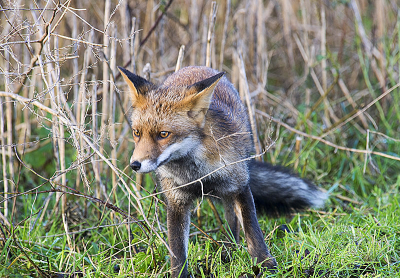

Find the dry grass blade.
xmin=206 ymin=1 xmax=218 ymax=68
xmin=1 ymin=97 xmax=8 ymax=218
xmin=219 ymin=0 xmax=230 ymax=71
xmin=175 ymin=45 xmax=185 ymax=72
xmin=238 ymin=52 xmax=262 ymax=161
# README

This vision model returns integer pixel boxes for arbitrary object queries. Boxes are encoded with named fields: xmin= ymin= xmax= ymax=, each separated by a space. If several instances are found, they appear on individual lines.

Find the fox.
xmin=118 ymin=66 xmax=327 ymax=278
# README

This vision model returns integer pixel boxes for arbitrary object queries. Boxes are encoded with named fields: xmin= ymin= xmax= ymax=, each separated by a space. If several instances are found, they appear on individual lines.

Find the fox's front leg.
xmin=222 ymin=199 xmax=240 ymax=243
xmin=167 ymin=201 xmax=191 ymax=278
xmin=235 ymin=185 xmax=277 ymax=270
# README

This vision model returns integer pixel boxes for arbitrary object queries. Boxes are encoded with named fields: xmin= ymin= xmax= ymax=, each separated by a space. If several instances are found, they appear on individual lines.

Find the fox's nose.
xmin=130 ymin=161 xmax=141 ymax=171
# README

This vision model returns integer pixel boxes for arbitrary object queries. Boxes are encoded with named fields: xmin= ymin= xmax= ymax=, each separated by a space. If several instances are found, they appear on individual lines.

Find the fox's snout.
xmin=130 ymin=161 xmax=142 ymax=171
xmin=129 ymin=137 xmax=198 ymax=173
xmin=128 ymin=140 xmax=160 ymax=173
xmin=129 ymin=156 xmax=157 ymax=173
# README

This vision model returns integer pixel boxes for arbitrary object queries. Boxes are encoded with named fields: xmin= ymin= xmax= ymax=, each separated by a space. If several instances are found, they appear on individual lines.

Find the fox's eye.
xmin=159 ymin=131 xmax=170 ymax=138
xmin=133 ymin=129 xmax=140 ymax=137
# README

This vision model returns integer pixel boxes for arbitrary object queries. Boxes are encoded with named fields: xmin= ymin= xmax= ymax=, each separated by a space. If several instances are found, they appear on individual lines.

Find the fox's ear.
xmin=184 ymin=72 xmax=224 ymax=126
xmin=188 ymin=72 xmax=225 ymax=111
xmin=118 ymin=66 xmax=154 ymax=107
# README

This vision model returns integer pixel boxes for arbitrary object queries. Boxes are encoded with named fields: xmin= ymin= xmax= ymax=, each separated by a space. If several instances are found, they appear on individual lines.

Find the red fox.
xmin=118 ymin=66 xmax=327 ymax=277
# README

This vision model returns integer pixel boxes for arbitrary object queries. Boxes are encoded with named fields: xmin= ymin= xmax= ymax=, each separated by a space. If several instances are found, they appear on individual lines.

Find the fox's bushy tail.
xmin=249 ymin=160 xmax=327 ymax=215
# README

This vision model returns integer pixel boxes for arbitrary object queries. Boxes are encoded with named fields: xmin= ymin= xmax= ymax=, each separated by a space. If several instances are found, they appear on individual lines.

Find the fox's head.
xmin=118 ymin=67 xmax=224 ymax=173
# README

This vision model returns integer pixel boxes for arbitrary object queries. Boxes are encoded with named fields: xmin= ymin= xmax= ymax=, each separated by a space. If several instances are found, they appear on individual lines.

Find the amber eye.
xmin=133 ymin=129 xmax=140 ymax=137
xmin=159 ymin=131 xmax=170 ymax=138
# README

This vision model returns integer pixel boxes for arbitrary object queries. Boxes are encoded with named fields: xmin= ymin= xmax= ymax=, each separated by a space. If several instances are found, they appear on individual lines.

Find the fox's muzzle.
xmin=129 ymin=137 xmax=198 ymax=173
xmin=129 ymin=157 xmax=158 ymax=173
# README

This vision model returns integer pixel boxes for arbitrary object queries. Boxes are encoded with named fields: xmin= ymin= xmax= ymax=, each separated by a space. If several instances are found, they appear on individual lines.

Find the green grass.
xmin=1 ymin=154 xmax=399 ymax=277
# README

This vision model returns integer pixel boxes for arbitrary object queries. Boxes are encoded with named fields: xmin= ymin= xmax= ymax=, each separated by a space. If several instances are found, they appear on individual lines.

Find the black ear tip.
xmin=189 ymin=71 xmax=225 ymax=92
xmin=118 ymin=66 xmax=138 ymax=82
xmin=207 ymin=71 xmax=225 ymax=84
xmin=212 ymin=71 xmax=225 ymax=82
xmin=118 ymin=66 xmax=131 ymax=75
xmin=118 ymin=66 xmax=155 ymax=93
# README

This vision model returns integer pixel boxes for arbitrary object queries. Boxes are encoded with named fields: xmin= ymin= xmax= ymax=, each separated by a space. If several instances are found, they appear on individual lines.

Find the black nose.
xmin=130 ymin=161 xmax=141 ymax=171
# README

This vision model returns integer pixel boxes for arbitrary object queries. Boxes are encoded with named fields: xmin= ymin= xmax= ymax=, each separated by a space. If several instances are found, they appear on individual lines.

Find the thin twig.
xmin=50 ymin=33 xmax=105 ymax=47
xmin=191 ymin=222 xmax=221 ymax=247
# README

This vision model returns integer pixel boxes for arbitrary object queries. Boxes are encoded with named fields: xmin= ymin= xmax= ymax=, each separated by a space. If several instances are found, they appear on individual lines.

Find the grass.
xmin=1 ymin=180 xmax=399 ymax=277
xmin=1 ymin=0 xmax=400 ymax=277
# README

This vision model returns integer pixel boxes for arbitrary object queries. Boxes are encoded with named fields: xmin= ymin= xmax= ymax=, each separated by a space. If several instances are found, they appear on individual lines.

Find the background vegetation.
xmin=1 ymin=0 xmax=399 ymax=277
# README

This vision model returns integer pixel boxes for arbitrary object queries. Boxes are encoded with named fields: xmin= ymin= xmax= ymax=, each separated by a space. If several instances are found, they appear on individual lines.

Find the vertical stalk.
xmin=1 ymin=97 xmax=7 ymax=218
xmin=219 ymin=0 xmax=230 ymax=71
xmin=190 ymin=0 xmax=199 ymax=66
xmin=281 ymin=0 xmax=294 ymax=67
xmin=130 ymin=17 xmax=137 ymax=73
xmin=175 ymin=45 xmax=185 ymax=72
xmin=120 ymin=0 xmax=131 ymax=63
xmin=53 ymin=36 xmax=66 ymax=191
xmin=238 ymin=52 xmax=262 ymax=161
xmin=206 ymin=2 xmax=217 ymax=68
xmin=101 ymin=0 xmax=111 ymax=156
xmin=256 ymin=0 xmax=264 ymax=81
xmin=320 ymin=4 xmax=331 ymax=127
xmin=5 ymin=46 xmax=14 ymax=217
xmin=19 ymin=42 xmax=32 ymax=154
xmin=72 ymin=12 xmax=79 ymax=116
xmin=75 ymin=30 xmax=92 ymax=194
xmin=110 ymin=24 xmax=117 ymax=201
xmin=375 ymin=0 xmax=386 ymax=91
xmin=201 ymin=14 xmax=208 ymax=66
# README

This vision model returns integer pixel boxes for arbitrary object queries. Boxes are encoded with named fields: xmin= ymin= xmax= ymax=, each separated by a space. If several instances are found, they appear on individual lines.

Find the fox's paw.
xmin=240 ymin=259 xmax=277 ymax=278
xmin=261 ymin=256 xmax=277 ymax=273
